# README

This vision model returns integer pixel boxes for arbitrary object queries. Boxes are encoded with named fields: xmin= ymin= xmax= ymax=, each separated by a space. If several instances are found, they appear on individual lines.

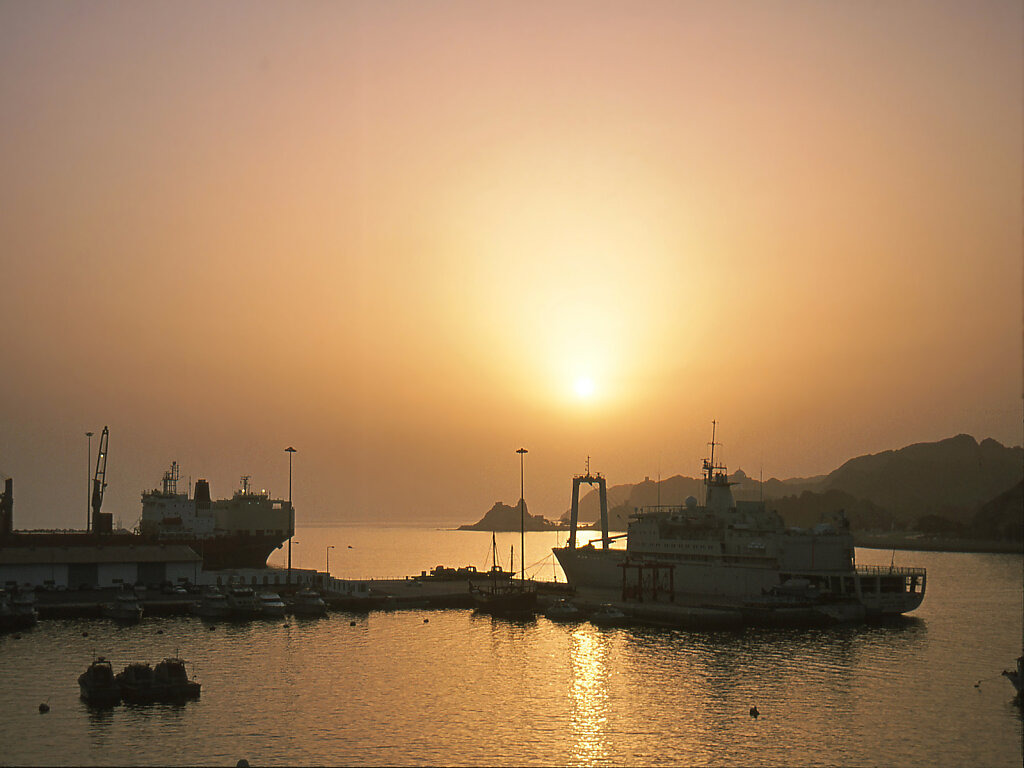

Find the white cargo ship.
xmin=553 ymin=425 xmax=926 ymax=623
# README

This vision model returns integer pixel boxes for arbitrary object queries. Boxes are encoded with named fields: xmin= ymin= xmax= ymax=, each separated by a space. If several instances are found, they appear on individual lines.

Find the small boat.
xmin=1 ymin=589 xmax=37 ymax=632
xmin=290 ymin=589 xmax=327 ymax=616
xmin=468 ymin=534 xmax=537 ymax=618
xmin=78 ymin=657 xmax=122 ymax=707
xmin=191 ymin=589 xmax=230 ymax=619
xmin=152 ymin=657 xmax=201 ymax=701
xmin=103 ymin=591 xmax=144 ymax=623
xmin=11 ymin=592 xmax=38 ymax=628
xmin=589 ymin=604 xmax=628 ymax=627
xmin=116 ymin=662 xmax=157 ymax=703
xmin=225 ymin=586 xmax=262 ymax=619
xmin=258 ymin=592 xmax=287 ymax=617
xmin=1003 ymin=656 xmax=1023 ymax=702
xmin=544 ymin=598 xmax=584 ymax=622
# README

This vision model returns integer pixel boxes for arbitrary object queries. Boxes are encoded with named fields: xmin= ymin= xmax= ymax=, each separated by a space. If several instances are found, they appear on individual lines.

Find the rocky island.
xmin=457 ymin=501 xmax=564 ymax=531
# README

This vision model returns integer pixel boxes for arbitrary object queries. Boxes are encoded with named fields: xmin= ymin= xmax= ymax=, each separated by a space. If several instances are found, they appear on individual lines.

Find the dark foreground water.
xmin=1 ymin=529 xmax=1021 ymax=767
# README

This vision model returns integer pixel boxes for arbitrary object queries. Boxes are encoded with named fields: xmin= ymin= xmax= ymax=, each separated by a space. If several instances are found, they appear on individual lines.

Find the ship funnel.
xmin=194 ymin=478 xmax=211 ymax=508
xmin=0 ymin=478 xmax=12 ymax=536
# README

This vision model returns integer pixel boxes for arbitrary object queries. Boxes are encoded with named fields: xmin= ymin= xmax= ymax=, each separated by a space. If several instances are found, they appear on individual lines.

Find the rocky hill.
xmin=557 ymin=435 xmax=1022 ymax=538
xmin=458 ymin=500 xmax=562 ymax=532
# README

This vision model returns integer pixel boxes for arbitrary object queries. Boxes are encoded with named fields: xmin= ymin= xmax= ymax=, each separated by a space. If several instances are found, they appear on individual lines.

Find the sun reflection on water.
xmin=568 ymin=628 xmax=612 ymax=766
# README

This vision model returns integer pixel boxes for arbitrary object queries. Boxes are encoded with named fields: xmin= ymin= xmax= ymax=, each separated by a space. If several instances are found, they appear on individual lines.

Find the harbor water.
xmin=1 ymin=526 xmax=1021 ymax=767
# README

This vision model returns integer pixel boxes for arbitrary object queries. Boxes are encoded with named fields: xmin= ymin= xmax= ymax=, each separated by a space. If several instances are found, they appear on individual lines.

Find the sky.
xmin=1 ymin=0 xmax=1021 ymax=530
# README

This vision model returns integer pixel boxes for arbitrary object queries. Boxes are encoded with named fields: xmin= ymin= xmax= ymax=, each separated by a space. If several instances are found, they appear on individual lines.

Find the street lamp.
xmin=517 ymin=447 xmax=528 ymax=583
xmin=86 ymin=431 xmax=93 ymax=533
xmin=285 ymin=446 xmax=296 ymax=585
xmin=326 ymin=545 xmax=335 ymax=586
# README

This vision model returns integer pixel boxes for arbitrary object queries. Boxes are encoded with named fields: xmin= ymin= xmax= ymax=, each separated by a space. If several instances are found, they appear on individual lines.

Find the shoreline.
xmin=854 ymin=534 xmax=1023 ymax=555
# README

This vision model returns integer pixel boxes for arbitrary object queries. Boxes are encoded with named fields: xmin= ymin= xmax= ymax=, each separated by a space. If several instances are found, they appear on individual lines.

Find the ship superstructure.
xmin=553 ymin=425 xmax=926 ymax=620
xmin=139 ymin=463 xmax=293 ymax=570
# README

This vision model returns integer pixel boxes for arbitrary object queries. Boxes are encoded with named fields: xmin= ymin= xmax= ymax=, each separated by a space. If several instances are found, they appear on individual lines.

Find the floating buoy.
xmin=82 ymin=631 xmax=88 ymax=637
xmin=236 ymin=760 xmax=250 ymax=768
xmin=283 ymin=623 xmax=290 ymax=628
xmin=157 ymin=629 xmax=164 ymax=635
xmin=750 ymin=706 xmax=759 ymax=718
xmin=423 ymin=618 xmax=429 ymax=623
xmin=209 ymin=625 xmax=216 ymax=631
xmin=350 ymin=621 xmax=356 ymax=626
xmin=39 ymin=703 xmax=50 ymax=714
xmin=13 ymin=633 xmax=21 ymax=640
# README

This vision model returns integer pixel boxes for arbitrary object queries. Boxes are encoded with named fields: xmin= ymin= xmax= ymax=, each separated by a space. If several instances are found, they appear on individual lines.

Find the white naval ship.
xmin=553 ymin=425 xmax=927 ymax=623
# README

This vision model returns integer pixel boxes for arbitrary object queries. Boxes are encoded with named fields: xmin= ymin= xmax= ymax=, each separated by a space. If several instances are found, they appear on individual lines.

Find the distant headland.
xmin=458 ymin=434 xmax=1022 ymax=553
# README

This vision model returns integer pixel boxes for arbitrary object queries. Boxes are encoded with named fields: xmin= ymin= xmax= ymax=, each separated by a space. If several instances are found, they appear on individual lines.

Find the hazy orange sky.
xmin=1 ymin=0 xmax=1021 ymax=529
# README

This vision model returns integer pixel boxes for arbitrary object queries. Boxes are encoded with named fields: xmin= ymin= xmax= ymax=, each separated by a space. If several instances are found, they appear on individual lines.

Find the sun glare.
xmin=574 ymin=377 xmax=596 ymax=399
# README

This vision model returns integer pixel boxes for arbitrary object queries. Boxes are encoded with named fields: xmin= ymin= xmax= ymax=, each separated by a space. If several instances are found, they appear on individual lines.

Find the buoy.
xmin=423 ymin=618 xmax=429 ymax=623
xmin=349 ymin=621 xmax=356 ymax=626
xmin=283 ymin=623 xmax=290 ymax=628
xmin=82 ymin=631 xmax=88 ymax=637
xmin=209 ymin=625 xmax=216 ymax=631
xmin=750 ymin=706 xmax=759 ymax=718
xmin=157 ymin=629 xmax=164 ymax=635
xmin=236 ymin=760 xmax=250 ymax=768
xmin=39 ymin=703 xmax=50 ymax=714
xmin=13 ymin=633 xmax=21 ymax=640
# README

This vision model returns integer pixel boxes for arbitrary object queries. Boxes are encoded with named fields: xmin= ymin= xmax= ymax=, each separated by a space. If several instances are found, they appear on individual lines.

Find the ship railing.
xmin=855 ymin=564 xmax=927 ymax=577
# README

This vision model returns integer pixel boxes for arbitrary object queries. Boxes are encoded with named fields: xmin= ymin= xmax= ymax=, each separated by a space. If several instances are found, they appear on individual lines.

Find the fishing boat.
xmin=152 ymin=657 xmax=201 ymax=701
xmin=469 ymin=533 xmax=537 ymax=618
xmin=258 ymin=591 xmax=287 ymax=617
xmin=102 ymin=591 xmax=143 ymax=623
xmin=290 ymin=589 xmax=327 ymax=616
xmin=78 ymin=657 xmax=122 ymax=707
xmin=553 ymin=423 xmax=927 ymax=624
xmin=116 ymin=662 xmax=157 ymax=703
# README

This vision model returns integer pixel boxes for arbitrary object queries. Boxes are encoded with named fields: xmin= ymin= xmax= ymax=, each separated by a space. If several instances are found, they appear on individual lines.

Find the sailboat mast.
xmin=517 ymin=447 xmax=528 ymax=583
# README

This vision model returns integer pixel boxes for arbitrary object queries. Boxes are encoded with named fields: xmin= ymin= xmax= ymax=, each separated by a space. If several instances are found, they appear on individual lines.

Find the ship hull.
xmin=145 ymin=534 xmax=285 ymax=571
xmin=553 ymin=546 xmax=925 ymax=618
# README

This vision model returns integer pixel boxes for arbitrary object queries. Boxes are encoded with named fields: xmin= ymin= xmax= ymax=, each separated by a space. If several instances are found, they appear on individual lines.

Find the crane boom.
xmin=90 ymin=426 xmax=112 ymax=534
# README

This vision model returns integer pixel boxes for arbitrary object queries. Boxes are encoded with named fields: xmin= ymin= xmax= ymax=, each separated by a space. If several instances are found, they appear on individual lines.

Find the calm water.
xmin=1 ymin=526 xmax=1021 ymax=767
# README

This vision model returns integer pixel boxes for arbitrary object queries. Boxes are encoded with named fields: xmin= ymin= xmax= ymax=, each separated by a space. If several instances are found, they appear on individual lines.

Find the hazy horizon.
xmin=2 ymin=1 xmax=1021 ymax=530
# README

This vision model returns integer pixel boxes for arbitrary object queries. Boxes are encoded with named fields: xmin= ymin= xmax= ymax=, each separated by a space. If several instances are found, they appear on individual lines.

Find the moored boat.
xmin=1003 ymin=656 xmax=1023 ymax=702
xmin=152 ymin=657 xmax=201 ymax=701
xmin=102 ymin=591 xmax=143 ymax=623
xmin=258 ymin=591 xmax=287 ymax=617
xmin=589 ymin=604 xmax=629 ymax=627
xmin=553 ymin=423 xmax=927 ymax=626
xmin=116 ymin=662 xmax=156 ymax=703
xmin=78 ymin=657 xmax=121 ymax=707
xmin=191 ymin=588 xmax=231 ymax=619
xmin=544 ymin=598 xmax=584 ymax=622
xmin=290 ymin=589 xmax=327 ymax=616
xmin=225 ymin=586 xmax=262 ymax=619
xmin=469 ymin=534 xmax=537 ymax=618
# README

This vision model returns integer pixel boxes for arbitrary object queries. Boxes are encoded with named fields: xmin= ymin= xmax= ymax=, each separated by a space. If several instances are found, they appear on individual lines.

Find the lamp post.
xmin=326 ymin=545 xmax=335 ymax=588
xmin=517 ymin=447 xmax=528 ymax=583
xmin=285 ymin=446 xmax=296 ymax=585
xmin=85 ymin=431 xmax=93 ymax=533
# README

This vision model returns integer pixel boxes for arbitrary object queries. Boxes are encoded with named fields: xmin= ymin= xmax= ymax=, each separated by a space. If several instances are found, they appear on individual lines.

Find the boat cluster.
xmin=191 ymin=586 xmax=327 ymax=620
xmin=544 ymin=599 xmax=628 ymax=626
xmin=78 ymin=656 xmax=201 ymax=707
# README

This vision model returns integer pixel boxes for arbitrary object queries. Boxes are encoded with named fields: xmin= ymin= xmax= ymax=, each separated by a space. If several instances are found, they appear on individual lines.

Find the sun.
xmin=574 ymin=377 xmax=596 ymax=399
